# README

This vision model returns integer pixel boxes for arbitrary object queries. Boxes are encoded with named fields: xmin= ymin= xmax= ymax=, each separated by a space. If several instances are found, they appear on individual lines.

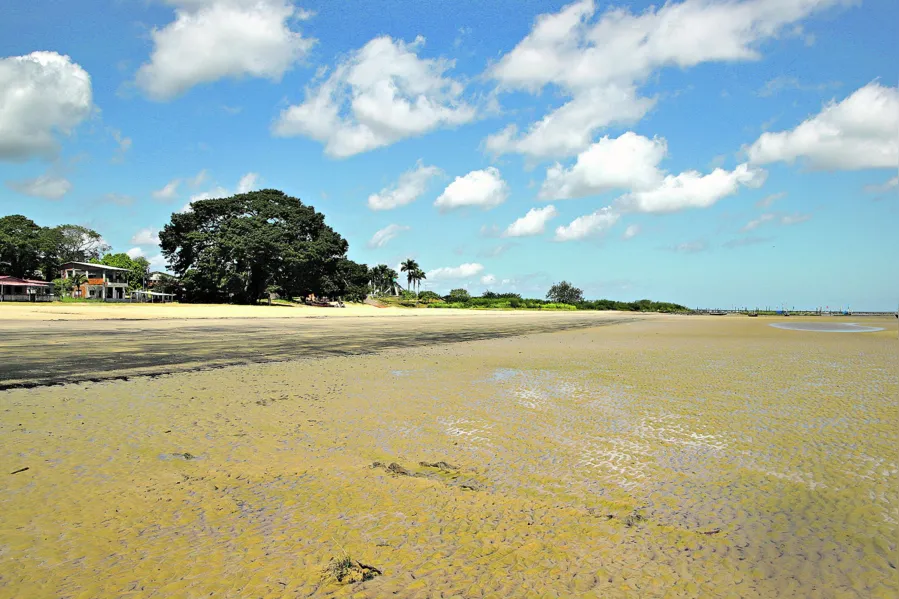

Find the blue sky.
xmin=1 ymin=0 xmax=897 ymax=309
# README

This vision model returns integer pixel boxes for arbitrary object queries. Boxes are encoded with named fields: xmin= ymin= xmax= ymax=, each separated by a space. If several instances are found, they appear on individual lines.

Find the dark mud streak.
xmin=0 ymin=316 xmax=640 ymax=390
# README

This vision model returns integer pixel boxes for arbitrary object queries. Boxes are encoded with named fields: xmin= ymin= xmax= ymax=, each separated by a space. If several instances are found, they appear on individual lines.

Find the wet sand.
xmin=1 ymin=315 xmax=896 ymax=598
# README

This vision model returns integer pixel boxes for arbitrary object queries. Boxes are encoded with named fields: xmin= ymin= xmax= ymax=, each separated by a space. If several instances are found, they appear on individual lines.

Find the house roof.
xmin=60 ymin=261 xmax=130 ymax=272
xmin=0 ymin=275 xmax=52 ymax=287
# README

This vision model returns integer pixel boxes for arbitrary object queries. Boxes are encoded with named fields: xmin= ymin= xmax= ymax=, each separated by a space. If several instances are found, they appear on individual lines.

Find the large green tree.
xmin=546 ymin=281 xmax=584 ymax=304
xmin=93 ymin=253 xmax=151 ymax=289
xmin=0 ymin=215 xmax=43 ymax=278
xmin=159 ymin=189 xmax=361 ymax=304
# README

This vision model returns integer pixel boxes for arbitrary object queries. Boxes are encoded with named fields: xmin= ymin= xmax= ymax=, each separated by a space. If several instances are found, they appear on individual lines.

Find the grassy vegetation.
xmin=373 ymin=293 xmax=691 ymax=313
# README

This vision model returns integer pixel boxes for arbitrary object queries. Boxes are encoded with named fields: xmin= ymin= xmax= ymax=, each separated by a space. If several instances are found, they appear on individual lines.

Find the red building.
xmin=0 ymin=276 xmax=53 ymax=302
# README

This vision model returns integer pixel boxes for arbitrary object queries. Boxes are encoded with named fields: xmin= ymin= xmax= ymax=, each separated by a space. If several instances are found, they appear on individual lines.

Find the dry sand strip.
xmin=0 ymin=310 xmax=646 ymax=389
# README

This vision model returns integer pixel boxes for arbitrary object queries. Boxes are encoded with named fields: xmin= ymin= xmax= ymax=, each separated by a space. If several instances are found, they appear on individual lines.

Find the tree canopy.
xmin=0 ymin=215 xmax=108 ymax=280
xmin=159 ymin=189 xmax=364 ymax=303
xmin=546 ymin=281 xmax=584 ymax=304
xmin=92 ymin=252 xmax=151 ymax=289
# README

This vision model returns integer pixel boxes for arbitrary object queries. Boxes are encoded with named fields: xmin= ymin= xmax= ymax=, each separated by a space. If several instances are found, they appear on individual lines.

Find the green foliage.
xmin=96 ymin=253 xmax=150 ymax=289
xmin=0 ymin=215 xmax=43 ymax=278
xmin=160 ymin=189 xmax=354 ymax=304
xmin=400 ymin=259 xmax=419 ymax=292
xmin=52 ymin=277 xmax=72 ymax=297
xmin=509 ymin=297 xmax=522 ymax=308
xmin=321 ymin=258 xmax=369 ymax=302
xmin=446 ymin=288 xmax=471 ymax=302
xmin=0 ymin=216 xmax=109 ymax=281
xmin=369 ymin=264 xmax=399 ymax=295
xmin=547 ymin=281 xmax=584 ymax=304
xmin=400 ymin=289 xmax=417 ymax=300
xmin=418 ymin=290 xmax=441 ymax=303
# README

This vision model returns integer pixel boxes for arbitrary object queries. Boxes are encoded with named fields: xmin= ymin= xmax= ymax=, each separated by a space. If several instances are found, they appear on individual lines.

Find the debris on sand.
xmin=371 ymin=461 xmax=413 ymax=476
xmin=624 ymin=511 xmax=647 ymax=528
xmin=10 ymin=467 xmax=30 ymax=475
xmin=701 ymin=528 xmax=721 ymax=535
xmin=325 ymin=555 xmax=382 ymax=584
xmin=419 ymin=461 xmax=457 ymax=471
xmin=586 ymin=507 xmax=615 ymax=520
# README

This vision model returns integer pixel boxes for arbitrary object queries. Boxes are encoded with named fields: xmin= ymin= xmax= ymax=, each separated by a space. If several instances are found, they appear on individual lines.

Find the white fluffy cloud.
xmin=481 ymin=274 xmax=497 ymax=285
xmin=135 ymin=0 xmax=315 ymax=100
xmin=539 ymin=132 xmax=667 ymax=200
xmin=426 ymin=263 xmax=485 ymax=280
xmin=487 ymin=0 xmax=845 ymax=159
xmin=236 ymin=172 xmax=259 ymax=193
xmin=126 ymin=247 xmax=145 ymax=260
xmin=541 ymin=131 xmax=766 ymax=212
xmin=152 ymin=179 xmax=181 ymax=200
xmin=180 ymin=172 xmax=255 ymax=212
xmin=484 ymin=85 xmax=654 ymax=159
xmin=503 ymin=205 xmax=558 ymax=237
xmin=622 ymin=224 xmax=641 ymax=240
xmin=0 ymin=51 xmax=92 ymax=161
xmin=367 ymin=224 xmax=410 ymax=248
xmin=130 ymin=228 xmax=161 ymax=246
xmin=273 ymin=35 xmax=475 ymax=157
xmin=554 ymin=206 xmax=620 ymax=241
xmin=617 ymin=163 xmax=766 ymax=213
xmin=6 ymin=174 xmax=72 ymax=200
xmin=434 ymin=167 xmax=508 ymax=211
xmin=367 ymin=161 xmax=442 ymax=210
xmin=747 ymin=82 xmax=899 ymax=170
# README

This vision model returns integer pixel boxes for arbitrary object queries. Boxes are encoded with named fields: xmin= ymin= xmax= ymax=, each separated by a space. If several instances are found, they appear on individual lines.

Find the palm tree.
xmin=413 ymin=268 xmax=426 ymax=297
xmin=69 ymin=272 xmax=87 ymax=298
xmin=400 ymin=259 xmax=419 ymax=293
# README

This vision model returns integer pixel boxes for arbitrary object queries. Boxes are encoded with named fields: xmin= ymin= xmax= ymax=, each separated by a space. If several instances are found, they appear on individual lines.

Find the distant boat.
xmin=747 ymin=312 xmax=759 ymax=317
xmin=710 ymin=310 xmax=727 ymax=316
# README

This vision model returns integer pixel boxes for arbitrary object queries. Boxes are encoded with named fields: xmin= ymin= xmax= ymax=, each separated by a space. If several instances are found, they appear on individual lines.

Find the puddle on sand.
xmin=770 ymin=322 xmax=885 ymax=333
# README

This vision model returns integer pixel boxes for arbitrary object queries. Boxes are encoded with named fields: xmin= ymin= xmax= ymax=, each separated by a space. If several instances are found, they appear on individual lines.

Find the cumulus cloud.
xmin=617 ymin=163 xmax=766 ymax=213
xmin=236 ymin=172 xmax=259 ymax=193
xmin=481 ymin=274 xmax=497 ymax=285
xmin=539 ymin=132 xmax=667 ymax=200
xmin=503 ymin=205 xmax=558 ymax=237
xmin=554 ymin=206 xmax=620 ymax=242
xmin=540 ymin=132 xmax=765 ymax=212
xmin=747 ymin=81 xmax=899 ymax=170
xmin=0 ymin=51 xmax=92 ymax=161
xmin=6 ymin=173 xmax=72 ymax=200
xmin=180 ymin=172 xmax=254 ymax=212
xmin=484 ymin=85 xmax=654 ymax=159
xmin=367 ymin=161 xmax=442 ymax=210
xmin=434 ymin=167 xmax=509 ymax=211
xmin=153 ymin=179 xmax=181 ymax=200
xmin=274 ymin=35 xmax=475 ymax=157
xmin=486 ymin=0 xmax=845 ymax=159
xmin=622 ymin=224 xmax=641 ymax=240
xmin=126 ymin=247 xmax=145 ymax=260
xmin=426 ymin=263 xmax=485 ymax=280
xmin=367 ymin=224 xmax=410 ymax=248
xmin=130 ymin=228 xmax=161 ymax=246
xmin=135 ymin=0 xmax=315 ymax=100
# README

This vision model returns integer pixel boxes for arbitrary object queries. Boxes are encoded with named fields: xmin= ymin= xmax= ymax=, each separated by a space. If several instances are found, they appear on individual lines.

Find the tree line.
xmin=3 ymin=190 xmax=688 ymax=311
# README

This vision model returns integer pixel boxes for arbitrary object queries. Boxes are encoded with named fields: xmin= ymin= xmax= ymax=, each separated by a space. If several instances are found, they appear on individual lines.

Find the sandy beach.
xmin=1 ymin=311 xmax=896 ymax=598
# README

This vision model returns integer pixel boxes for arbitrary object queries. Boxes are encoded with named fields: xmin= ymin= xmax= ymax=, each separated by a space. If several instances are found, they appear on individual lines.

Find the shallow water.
xmin=770 ymin=322 xmax=885 ymax=333
xmin=1 ymin=317 xmax=896 ymax=598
